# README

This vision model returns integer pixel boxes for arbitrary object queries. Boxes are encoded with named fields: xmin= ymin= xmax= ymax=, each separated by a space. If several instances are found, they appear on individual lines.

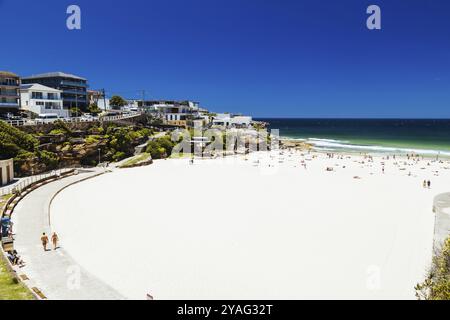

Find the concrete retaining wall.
xmin=433 ymin=192 xmax=450 ymax=251
xmin=0 ymin=159 xmax=14 ymax=186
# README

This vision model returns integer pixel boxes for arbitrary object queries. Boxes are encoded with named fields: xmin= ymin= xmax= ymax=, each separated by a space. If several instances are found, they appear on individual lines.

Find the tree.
xmin=88 ymin=104 xmax=102 ymax=115
xmin=70 ymin=107 xmax=82 ymax=117
xmin=110 ymin=95 xmax=127 ymax=110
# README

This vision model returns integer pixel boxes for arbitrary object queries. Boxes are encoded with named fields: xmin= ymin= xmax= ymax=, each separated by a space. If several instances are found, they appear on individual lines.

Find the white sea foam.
xmin=305 ymin=138 xmax=450 ymax=157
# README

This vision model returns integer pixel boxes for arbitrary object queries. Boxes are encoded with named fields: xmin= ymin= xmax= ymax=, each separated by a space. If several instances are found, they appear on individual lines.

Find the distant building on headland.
xmin=137 ymin=100 xmax=254 ymax=129
xmin=139 ymin=100 xmax=207 ymax=127
xmin=22 ymin=72 xmax=89 ymax=111
xmin=20 ymin=83 xmax=69 ymax=118
xmin=212 ymin=113 xmax=253 ymax=128
xmin=0 ymin=159 xmax=14 ymax=186
xmin=0 ymin=71 xmax=21 ymax=115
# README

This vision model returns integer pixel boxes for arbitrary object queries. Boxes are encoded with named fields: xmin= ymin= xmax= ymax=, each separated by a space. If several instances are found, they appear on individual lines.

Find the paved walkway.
xmin=11 ymin=169 xmax=124 ymax=300
xmin=434 ymin=193 xmax=450 ymax=251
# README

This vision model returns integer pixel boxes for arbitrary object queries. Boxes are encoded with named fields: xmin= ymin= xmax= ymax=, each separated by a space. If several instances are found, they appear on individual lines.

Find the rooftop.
xmin=0 ymin=71 xmax=19 ymax=78
xmin=20 ymin=83 xmax=63 ymax=93
xmin=22 ymin=72 xmax=87 ymax=81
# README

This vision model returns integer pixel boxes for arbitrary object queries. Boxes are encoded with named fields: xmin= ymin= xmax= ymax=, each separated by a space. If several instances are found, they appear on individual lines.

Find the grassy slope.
xmin=0 ymin=194 xmax=34 ymax=300
xmin=0 ymin=257 xmax=34 ymax=300
xmin=119 ymin=153 xmax=151 ymax=168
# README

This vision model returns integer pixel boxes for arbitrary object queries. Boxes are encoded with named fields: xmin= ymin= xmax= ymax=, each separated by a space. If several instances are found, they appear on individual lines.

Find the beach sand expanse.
xmin=50 ymin=150 xmax=450 ymax=300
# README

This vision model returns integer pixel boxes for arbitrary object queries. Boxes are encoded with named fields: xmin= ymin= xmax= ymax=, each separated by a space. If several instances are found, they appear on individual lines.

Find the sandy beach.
xmin=50 ymin=150 xmax=450 ymax=300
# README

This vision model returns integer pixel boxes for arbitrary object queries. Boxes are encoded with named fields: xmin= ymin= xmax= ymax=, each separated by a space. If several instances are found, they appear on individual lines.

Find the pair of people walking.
xmin=41 ymin=232 xmax=59 ymax=251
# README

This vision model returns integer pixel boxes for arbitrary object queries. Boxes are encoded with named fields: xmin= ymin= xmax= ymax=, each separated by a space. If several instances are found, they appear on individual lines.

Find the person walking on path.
xmin=41 ymin=233 xmax=49 ymax=251
xmin=51 ymin=232 xmax=59 ymax=250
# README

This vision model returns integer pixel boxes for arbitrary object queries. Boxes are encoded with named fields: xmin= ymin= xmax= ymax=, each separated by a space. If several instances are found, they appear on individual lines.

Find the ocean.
xmin=259 ymin=118 xmax=450 ymax=156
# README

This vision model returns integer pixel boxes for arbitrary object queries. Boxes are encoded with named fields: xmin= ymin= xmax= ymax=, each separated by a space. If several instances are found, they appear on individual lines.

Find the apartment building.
xmin=0 ymin=71 xmax=20 ymax=115
xmin=22 ymin=72 xmax=89 ymax=111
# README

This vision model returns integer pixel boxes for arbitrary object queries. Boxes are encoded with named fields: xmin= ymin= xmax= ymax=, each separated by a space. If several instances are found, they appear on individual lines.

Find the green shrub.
xmin=49 ymin=129 xmax=66 ymax=135
xmin=112 ymin=151 xmax=126 ymax=161
xmin=88 ymin=104 xmax=102 ymax=115
xmin=145 ymin=136 xmax=175 ymax=159
xmin=0 ymin=121 xmax=38 ymax=159
xmin=85 ymin=135 xmax=101 ymax=144
xmin=38 ymin=151 xmax=59 ymax=169
xmin=416 ymin=237 xmax=450 ymax=300
xmin=88 ymin=126 xmax=104 ymax=135
xmin=52 ymin=120 xmax=73 ymax=135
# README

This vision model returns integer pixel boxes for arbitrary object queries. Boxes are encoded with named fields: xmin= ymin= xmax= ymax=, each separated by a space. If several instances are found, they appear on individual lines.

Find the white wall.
xmin=231 ymin=116 xmax=252 ymax=126
xmin=21 ymin=87 xmax=68 ymax=118
xmin=0 ymin=159 xmax=14 ymax=186
xmin=215 ymin=113 xmax=231 ymax=120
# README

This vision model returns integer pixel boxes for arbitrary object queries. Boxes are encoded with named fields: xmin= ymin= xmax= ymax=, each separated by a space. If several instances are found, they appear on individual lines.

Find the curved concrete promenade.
xmin=11 ymin=169 xmax=124 ymax=300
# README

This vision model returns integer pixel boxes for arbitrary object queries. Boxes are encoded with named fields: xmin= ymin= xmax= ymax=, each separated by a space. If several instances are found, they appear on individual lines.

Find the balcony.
xmin=63 ymin=89 xmax=87 ymax=95
xmin=60 ymin=81 xmax=89 ymax=88
xmin=63 ymin=97 xmax=88 ymax=102
xmin=0 ymin=102 xmax=19 ymax=107
xmin=32 ymin=96 xmax=61 ymax=101
xmin=0 ymin=82 xmax=19 ymax=87
xmin=0 ymin=92 xmax=19 ymax=97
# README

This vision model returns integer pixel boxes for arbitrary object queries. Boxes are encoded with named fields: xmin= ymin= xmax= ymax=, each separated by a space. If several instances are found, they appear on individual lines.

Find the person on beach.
xmin=41 ymin=233 xmax=49 ymax=251
xmin=423 ymin=180 xmax=427 ymax=188
xmin=51 ymin=232 xmax=59 ymax=250
xmin=427 ymin=180 xmax=431 ymax=189
xmin=7 ymin=250 xmax=25 ymax=267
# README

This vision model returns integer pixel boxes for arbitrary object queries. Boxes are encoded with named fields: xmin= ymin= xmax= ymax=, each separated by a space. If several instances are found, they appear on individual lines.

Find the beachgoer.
xmin=41 ymin=233 xmax=49 ymax=251
xmin=12 ymin=250 xmax=25 ymax=267
xmin=427 ymin=180 xmax=431 ymax=189
xmin=7 ymin=251 xmax=25 ymax=267
xmin=51 ymin=232 xmax=59 ymax=250
xmin=423 ymin=180 xmax=427 ymax=188
xmin=7 ymin=251 xmax=17 ymax=265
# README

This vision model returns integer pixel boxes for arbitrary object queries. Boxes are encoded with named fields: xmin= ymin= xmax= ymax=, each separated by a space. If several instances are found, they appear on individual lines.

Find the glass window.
xmin=32 ymin=92 xmax=43 ymax=99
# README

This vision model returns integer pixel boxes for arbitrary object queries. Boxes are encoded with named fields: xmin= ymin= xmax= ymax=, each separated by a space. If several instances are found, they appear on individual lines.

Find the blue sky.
xmin=1 ymin=0 xmax=449 ymax=117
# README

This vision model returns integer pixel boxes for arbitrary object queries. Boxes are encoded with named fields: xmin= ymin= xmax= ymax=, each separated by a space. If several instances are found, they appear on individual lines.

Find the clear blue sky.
xmin=1 ymin=0 xmax=449 ymax=118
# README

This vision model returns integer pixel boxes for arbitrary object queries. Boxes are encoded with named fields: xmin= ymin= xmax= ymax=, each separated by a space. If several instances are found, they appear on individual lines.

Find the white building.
xmin=212 ymin=113 xmax=232 ymax=126
xmin=0 ymin=159 xmax=14 ymax=186
xmin=231 ymin=116 xmax=252 ymax=126
xmin=20 ymin=84 xmax=69 ymax=118
xmin=212 ymin=114 xmax=253 ymax=127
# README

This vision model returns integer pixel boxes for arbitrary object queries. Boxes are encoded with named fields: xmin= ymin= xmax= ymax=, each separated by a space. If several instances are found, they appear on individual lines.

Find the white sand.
xmin=51 ymin=150 xmax=450 ymax=300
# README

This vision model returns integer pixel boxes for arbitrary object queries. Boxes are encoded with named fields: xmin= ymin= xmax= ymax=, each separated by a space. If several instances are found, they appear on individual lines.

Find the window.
xmin=32 ymin=92 xmax=43 ymax=99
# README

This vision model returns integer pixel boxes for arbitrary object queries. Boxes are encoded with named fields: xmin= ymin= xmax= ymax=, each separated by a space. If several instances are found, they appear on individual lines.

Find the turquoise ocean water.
xmin=259 ymin=119 xmax=450 ymax=156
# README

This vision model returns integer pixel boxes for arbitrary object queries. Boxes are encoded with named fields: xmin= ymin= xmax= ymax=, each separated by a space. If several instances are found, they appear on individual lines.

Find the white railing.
xmin=3 ymin=112 xmax=143 ymax=127
xmin=0 ymin=168 xmax=74 ymax=197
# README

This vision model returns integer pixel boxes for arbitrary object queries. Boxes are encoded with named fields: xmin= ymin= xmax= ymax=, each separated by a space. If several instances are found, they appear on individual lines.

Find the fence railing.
xmin=3 ymin=112 xmax=143 ymax=127
xmin=0 ymin=168 xmax=74 ymax=197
